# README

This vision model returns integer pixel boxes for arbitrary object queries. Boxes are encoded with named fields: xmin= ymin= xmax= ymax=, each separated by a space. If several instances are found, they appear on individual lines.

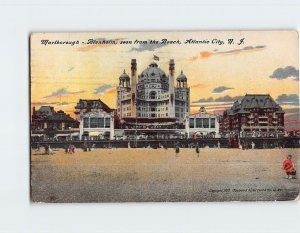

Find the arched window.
xmin=150 ymin=91 xmax=156 ymax=99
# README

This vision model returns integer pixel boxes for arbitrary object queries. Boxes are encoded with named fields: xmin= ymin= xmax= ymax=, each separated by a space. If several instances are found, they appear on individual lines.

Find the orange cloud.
xmin=188 ymin=45 xmax=266 ymax=61
xmin=190 ymin=83 xmax=205 ymax=88
xmin=200 ymin=51 xmax=213 ymax=58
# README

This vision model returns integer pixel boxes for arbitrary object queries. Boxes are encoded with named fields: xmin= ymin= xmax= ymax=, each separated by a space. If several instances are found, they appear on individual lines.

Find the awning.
xmin=55 ymin=133 xmax=70 ymax=137
xmin=31 ymin=133 xmax=43 ymax=137
xmin=89 ymin=131 xmax=102 ymax=137
xmin=114 ymin=130 xmax=124 ymax=137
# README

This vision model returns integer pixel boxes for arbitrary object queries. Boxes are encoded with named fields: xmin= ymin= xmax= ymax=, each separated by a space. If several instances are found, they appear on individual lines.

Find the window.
xmin=83 ymin=118 xmax=89 ymax=128
xmin=89 ymin=117 xmax=105 ymax=128
xmin=196 ymin=118 xmax=202 ymax=128
xmin=105 ymin=118 xmax=110 ymax=128
xmin=150 ymin=91 xmax=156 ymax=99
xmin=210 ymin=118 xmax=215 ymax=128
xmin=90 ymin=118 xmax=98 ymax=128
xmin=203 ymin=118 xmax=209 ymax=128
xmin=189 ymin=118 xmax=195 ymax=128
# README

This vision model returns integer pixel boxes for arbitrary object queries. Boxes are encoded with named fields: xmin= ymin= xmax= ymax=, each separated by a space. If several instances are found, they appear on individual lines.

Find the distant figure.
xmin=72 ymin=145 xmax=75 ymax=153
xmin=195 ymin=143 xmax=200 ymax=157
xmin=44 ymin=144 xmax=49 ymax=155
xmin=68 ymin=144 xmax=73 ymax=154
xmin=64 ymin=144 xmax=68 ymax=153
xmin=217 ymin=141 xmax=220 ymax=149
xmin=251 ymin=141 xmax=255 ymax=149
xmin=36 ymin=143 xmax=40 ymax=152
xmin=175 ymin=144 xmax=180 ymax=156
xmin=48 ymin=145 xmax=53 ymax=155
xmin=283 ymin=155 xmax=296 ymax=179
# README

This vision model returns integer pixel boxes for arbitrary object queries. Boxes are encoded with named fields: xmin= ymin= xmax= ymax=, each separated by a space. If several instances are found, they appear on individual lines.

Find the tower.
xmin=116 ymin=69 xmax=130 ymax=118
xmin=168 ymin=59 xmax=175 ymax=118
xmin=175 ymin=70 xmax=190 ymax=123
xmin=130 ymin=59 xmax=137 ymax=118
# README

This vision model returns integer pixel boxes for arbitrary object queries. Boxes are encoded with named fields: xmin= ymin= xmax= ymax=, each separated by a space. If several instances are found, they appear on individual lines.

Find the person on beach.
xmin=36 ymin=143 xmax=40 ymax=152
xmin=64 ymin=144 xmax=68 ymax=154
xmin=283 ymin=155 xmax=297 ymax=179
xmin=195 ymin=143 xmax=200 ymax=157
xmin=68 ymin=144 xmax=72 ymax=154
xmin=44 ymin=144 xmax=49 ymax=155
xmin=175 ymin=143 xmax=180 ymax=156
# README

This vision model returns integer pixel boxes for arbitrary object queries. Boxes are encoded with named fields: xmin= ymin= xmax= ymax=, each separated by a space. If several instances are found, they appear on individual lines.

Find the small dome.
xmin=119 ymin=69 xmax=130 ymax=80
xmin=177 ymin=70 xmax=187 ymax=81
xmin=149 ymin=62 xmax=158 ymax=68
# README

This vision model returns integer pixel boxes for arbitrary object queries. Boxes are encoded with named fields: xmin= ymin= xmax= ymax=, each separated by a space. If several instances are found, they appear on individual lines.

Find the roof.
xmin=226 ymin=94 xmax=284 ymax=115
xmin=75 ymin=99 xmax=113 ymax=113
xmin=240 ymin=94 xmax=277 ymax=109
xmin=47 ymin=111 xmax=77 ymax=122
xmin=119 ymin=69 xmax=130 ymax=80
xmin=177 ymin=70 xmax=187 ymax=81
xmin=35 ymin=106 xmax=55 ymax=116
xmin=140 ymin=62 xmax=166 ymax=78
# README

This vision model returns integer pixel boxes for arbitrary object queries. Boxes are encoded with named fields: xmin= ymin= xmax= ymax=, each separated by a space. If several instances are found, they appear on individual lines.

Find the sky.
xmin=30 ymin=31 xmax=299 ymax=130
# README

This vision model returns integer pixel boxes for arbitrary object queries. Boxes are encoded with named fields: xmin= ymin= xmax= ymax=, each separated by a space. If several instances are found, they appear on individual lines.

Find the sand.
xmin=30 ymin=148 xmax=300 ymax=202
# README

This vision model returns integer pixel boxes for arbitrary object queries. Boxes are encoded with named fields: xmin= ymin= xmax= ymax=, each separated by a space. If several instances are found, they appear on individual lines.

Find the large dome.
xmin=140 ymin=62 xmax=167 ymax=79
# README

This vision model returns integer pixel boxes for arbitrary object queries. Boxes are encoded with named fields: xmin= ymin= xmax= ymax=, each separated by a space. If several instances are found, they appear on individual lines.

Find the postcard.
xmin=30 ymin=31 xmax=299 ymax=202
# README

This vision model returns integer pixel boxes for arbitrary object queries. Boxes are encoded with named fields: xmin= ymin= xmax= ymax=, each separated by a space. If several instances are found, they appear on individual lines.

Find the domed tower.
xmin=175 ymin=70 xmax=190 ymax=123
xmin=119 ymin=69 xmax=130 ymax=87
xmin=116 ymin=69 xmax=132 ymax=119
xmin=176 ymin=70 xmax=188 ymax=88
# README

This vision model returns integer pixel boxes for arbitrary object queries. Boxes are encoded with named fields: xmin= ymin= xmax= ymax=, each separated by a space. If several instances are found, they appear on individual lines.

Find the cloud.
xmin=93 ymin=84 xmax=116 ymax=95
xmin=192 ymin=95 xmax=243 ymax=103
xmin=192 ymin=97 xmax=214 ymax=103
xmin=68 ymin=66 xmax=74 ymax=72
xmin=189 ymin=45 xmax=266 ymax=61
xmin=32 ymin=101 xmax=73 ymax=107
xmin=269 ymin=66 xmax=299 ymax=81
xmin=212 ymin=86 xmax=234 ymax=94
xmin=43 ymin=88 xmax=85 ymax=99
xmin=129 ymin=40 xmax=168 ymax=52
xmin=190 ymin=83 xmax=205 ymax=88
xmin=215 ymin=95 xmax=244 ymax=102
xmin=276 ymin=94 xmax=299 ymax=106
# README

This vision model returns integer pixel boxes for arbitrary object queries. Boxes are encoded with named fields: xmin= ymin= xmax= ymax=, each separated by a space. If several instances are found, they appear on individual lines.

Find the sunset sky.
xmin=30 ymin=31 xmax=299 ymax=130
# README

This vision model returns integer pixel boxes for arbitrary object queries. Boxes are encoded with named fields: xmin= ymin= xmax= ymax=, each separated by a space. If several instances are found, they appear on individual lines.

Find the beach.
xmin=31 ymin=148 xmax=300 ymax=202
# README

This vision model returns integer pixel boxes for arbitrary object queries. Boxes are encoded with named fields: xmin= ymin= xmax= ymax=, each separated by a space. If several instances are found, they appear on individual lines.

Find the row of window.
xmin=83 ymin=117 xmax=111 ymax=128
xmin=137 ymin=113 xmax=169 ymax=117
xmin=190 ymin=118 xmax=216 ymax=128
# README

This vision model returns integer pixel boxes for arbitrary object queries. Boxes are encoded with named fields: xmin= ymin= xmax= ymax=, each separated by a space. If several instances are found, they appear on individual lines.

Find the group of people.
xmin=175 ymin=143 xmax=200 ymax=157
xmin=36 ymin=143 xmax=53 ymax=155
xmin=65 ymin=144 xmax=75 ymax=154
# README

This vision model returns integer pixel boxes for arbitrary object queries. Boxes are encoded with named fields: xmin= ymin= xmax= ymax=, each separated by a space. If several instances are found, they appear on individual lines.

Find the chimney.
xmin=169 ymin=59 xmax=175 ymax=76
xmin=131 ymin=59 xmax=137 ymax=77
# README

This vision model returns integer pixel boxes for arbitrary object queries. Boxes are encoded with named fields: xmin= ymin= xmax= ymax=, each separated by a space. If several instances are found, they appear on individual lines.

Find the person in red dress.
xmin=282 ymin=155 xmax=296 ymax=179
